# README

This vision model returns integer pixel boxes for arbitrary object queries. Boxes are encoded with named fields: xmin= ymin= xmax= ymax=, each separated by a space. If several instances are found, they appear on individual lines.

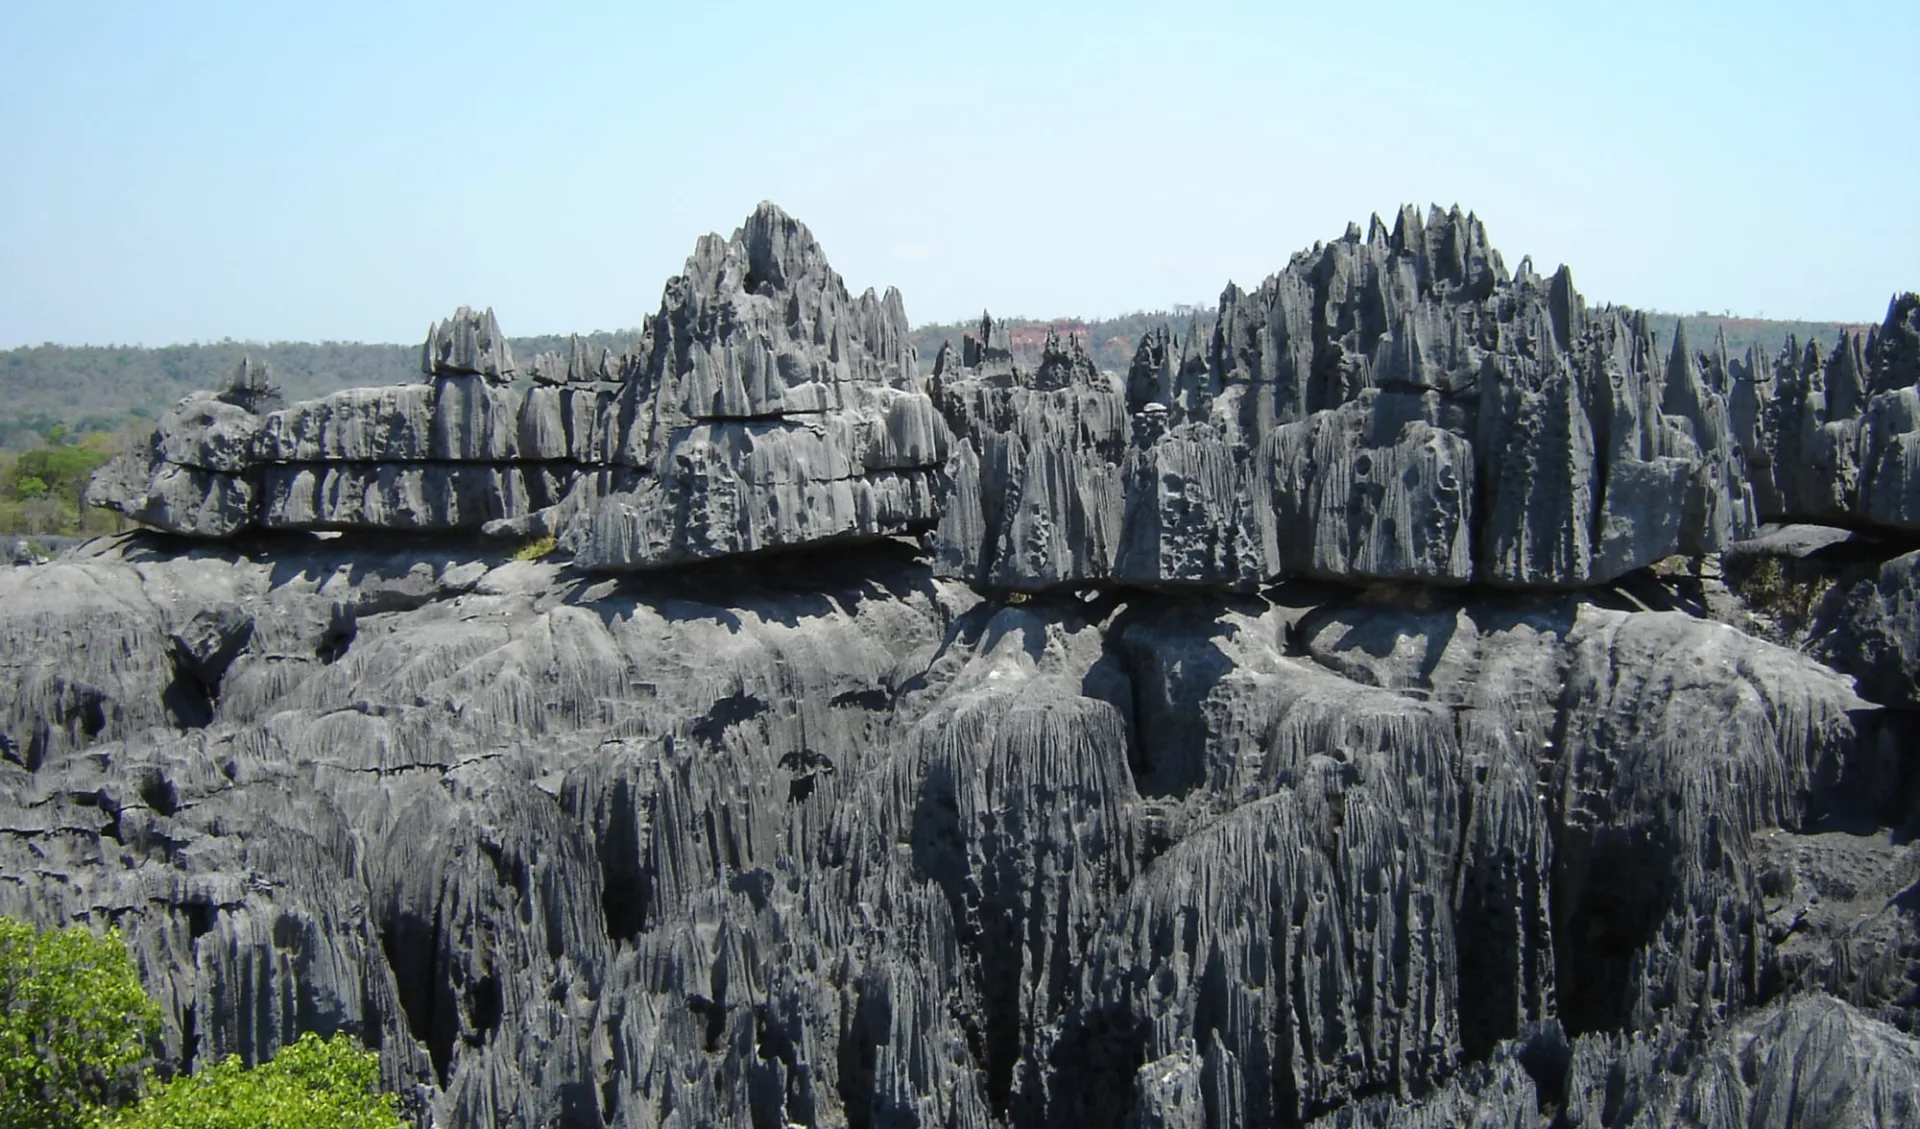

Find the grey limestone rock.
xmin=216 ymin=355 xmax=285 ymax=415
xmin=1741 ymin=293 xmax=1920 ymax=533
xmin=568 ymin=203 xmax=950 ymax=570
xmin=41 ymin=202 xmax=1920 ymax=1128
xmin=87 ymin=205 xmax=1919 ymax=593
xmin=1815 ymin=548 xmax=1920 ymax=709
xmin=422 ymin=305 xmax=516 ymax=382
xmin=2 ymin=530 xmax=1918 ymax=1129
xmin=924 ymin=206 xmax=1767 ymax=592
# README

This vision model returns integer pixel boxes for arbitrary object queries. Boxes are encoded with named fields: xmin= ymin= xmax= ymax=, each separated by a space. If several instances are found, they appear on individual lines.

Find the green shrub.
xmin=1737 ymin=557 xmax=1828 ymax=635
xmin=1 ymin=917 xmax=406 ymax=1129
xmin=103 ymin=1032 xmax=406 ymax=1129
xmin=0 ymin=918 xmax=161 ymax=1129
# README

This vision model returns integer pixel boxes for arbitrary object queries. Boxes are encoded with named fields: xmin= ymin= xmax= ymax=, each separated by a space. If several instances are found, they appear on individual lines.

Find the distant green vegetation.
xmin=1642 ymin=312 xmax=1873 ymax=364
xmin=0 ymin=427 xmax=124 ymax=536
xmin=0 ymin=333 xmax=640 ymax=453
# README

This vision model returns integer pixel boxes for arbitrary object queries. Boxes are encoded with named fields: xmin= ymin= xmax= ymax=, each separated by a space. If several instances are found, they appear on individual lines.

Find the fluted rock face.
xmin=570 ymin=204 xmax=950 ymax=570
xmin=423 ymin=306 xmax=516 ymax=382
xmin=1735 ymin=294 xmax=1920 ymax=531
xmin=3 ymin=529 xmax=1918 ymax=1129
xmin=921 ymin=207 xmax=1774 ymax=591
xmin=87 ymin=349 xmax=624 ymax=537
xmin=1816 ymin=549 xmax=1920 ymax=709
xmin=931 ymin=324 xmax=1128 ymax=589
xmin=87 ymin=204 xmax=947 ymax=553
xmin=44 ymin=203 xmax=1920 ymax=1127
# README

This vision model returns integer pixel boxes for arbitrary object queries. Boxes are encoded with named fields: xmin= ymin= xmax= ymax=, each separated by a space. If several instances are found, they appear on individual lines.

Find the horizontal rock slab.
xmin=261 ymin=463 xmax=572 ymax=531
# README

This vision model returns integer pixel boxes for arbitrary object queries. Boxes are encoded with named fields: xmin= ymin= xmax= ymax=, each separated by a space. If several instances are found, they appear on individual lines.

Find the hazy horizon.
xmin=2 ymin=0 xmax=1914 ymax=350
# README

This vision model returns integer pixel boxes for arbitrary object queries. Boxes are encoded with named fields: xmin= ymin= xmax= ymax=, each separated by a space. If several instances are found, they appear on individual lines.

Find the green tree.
xmin=1 ymin=918 xmax=406 ymax=1129
xmin=0 ymin=918 xmax=162 ymax=1129
xmin=103 ymin=1033 xmax=407 ymax=1129
xmin=15 ymin=475 xmax=48 ymax=500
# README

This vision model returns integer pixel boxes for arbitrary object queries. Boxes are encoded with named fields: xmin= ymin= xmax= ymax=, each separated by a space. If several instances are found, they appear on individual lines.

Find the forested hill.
xmin=0 ymin=311 xmax=1874 ymax=451
xmin=0 ymin=333 xmax=641 ymax=449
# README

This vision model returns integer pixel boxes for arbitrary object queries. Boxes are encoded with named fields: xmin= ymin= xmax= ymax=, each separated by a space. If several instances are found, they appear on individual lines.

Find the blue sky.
xmin=0 ymin=0 xmax=1913 ymax=347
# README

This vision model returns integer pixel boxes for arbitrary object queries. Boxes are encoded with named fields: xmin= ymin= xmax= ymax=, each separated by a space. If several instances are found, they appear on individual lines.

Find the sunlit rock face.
xmin=932 ymin=207 xmax=1780 ymax=592
xmin=39 ymin=206 xmax=1920 ymax=1127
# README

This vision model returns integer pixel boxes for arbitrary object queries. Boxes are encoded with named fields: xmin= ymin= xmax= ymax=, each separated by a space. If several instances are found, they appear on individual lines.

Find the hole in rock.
xmin=180 ymin=1002 xmax=199 ymax=1074
xmin=163 ymin=643 xmax=219 ymax=729
xmin=687 ymin=994 xmax=728 ymax=1053
xmin=381 ymin=910 xmax=456 ymax=1088
xmin=466 ymin=973 xmax=502 ymax=1042
xmin=780 ymin=748 xmax=836 ymax=803
xmin=271 ymin=912 xmax=307 ymax=953
xmin=138 ymin=771 xmax=180 ymax=817
xmin=316 ymin=612 xmax=356 ymax=665
xmin=76 ymin=694 xmax=106 ymax=741
xmin=728 ymin=869 xmax=773 ymax=912
xmin=598 ymin=778 xmax=653 ymax=942
xmin=1554 ymin=827 xmax=1675 ymax=1036
xmin=1512 ymin=1023 xmax=1572 ymax=1119
xmin=691 ymin=692 xmax=770 ymax=748
xmin=184 ymin=899 xmax=216 ymax=941
xmin=829 ymin=688 xmax=890 ymax=712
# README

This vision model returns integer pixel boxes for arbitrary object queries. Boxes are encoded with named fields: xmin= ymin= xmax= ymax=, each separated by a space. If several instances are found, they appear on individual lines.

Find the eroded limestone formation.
xmin=37 ymin=204 xmax=1920 ymax=1128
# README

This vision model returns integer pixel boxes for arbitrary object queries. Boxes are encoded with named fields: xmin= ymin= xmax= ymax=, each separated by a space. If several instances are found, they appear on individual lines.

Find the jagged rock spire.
xmin=422 ymin=306 xmax=515 ymax=382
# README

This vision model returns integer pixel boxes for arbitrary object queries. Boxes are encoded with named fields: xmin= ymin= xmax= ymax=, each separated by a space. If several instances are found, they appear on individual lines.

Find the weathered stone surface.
xmin=46 ymin=202 xmax=1920 ymax=1127
xmin=922 ymin=207 xmax=1768 ymax=591
xmin=88 ymin=205 xmax=1919 ymax=594
xmin=422 ymin=306 xmax=515 ymax=381
xmin=2 ymin=532 xmax=1918 ymax=1129
xmin=567 ymin=204 xmax=950 ymax=570
xmin=1816 ymin=549 xmax=1920 ymax=709
xmin=1267 ymin=392 xmax=1474 ymax=583
xmin=1739 ymin=294 xmax=1920 ymax=533
xmin=217 ymin=355 xmax=285 ymax=415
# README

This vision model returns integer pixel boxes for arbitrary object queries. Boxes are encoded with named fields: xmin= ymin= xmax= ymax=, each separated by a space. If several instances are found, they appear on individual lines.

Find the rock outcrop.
xmin=423 ymin=306 xmax=516 ymax=383
xmin=931 ymin=207 xmax=1772 ymax=591
xmin=88 ymin=204 xmax=1920 ymax=601
xmin=88 ymin=206 xmax=951 ymax=561
xmin=3 ymin=535 xmax=1915 ymax=1129
xmin=35 ymin=204 xmax=1920 ymax=1127
xmin=570 ymin=204 xmax=950 ymax=570
xmin=1735 ymin=293 xmax=1920 ymax=530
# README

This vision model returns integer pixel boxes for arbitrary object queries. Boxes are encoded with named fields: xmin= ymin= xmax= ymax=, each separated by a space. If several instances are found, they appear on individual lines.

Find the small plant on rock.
xmin=511 ymin=534 xmax=558 ymax=561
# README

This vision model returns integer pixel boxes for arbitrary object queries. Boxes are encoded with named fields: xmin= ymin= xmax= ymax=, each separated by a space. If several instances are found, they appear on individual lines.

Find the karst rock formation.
xmin=6 ymin=202 xmax=1918 ymax=1128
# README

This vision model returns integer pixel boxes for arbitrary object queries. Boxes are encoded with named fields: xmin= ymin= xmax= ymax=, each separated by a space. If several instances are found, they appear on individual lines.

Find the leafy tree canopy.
xmin=0 ymin=918 xmax=161 ymax=1129
xmin=0 ymin=917 xmax=406 ymax=1129
xmin=101 ymin=1033 xmax=406 ymax=1129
